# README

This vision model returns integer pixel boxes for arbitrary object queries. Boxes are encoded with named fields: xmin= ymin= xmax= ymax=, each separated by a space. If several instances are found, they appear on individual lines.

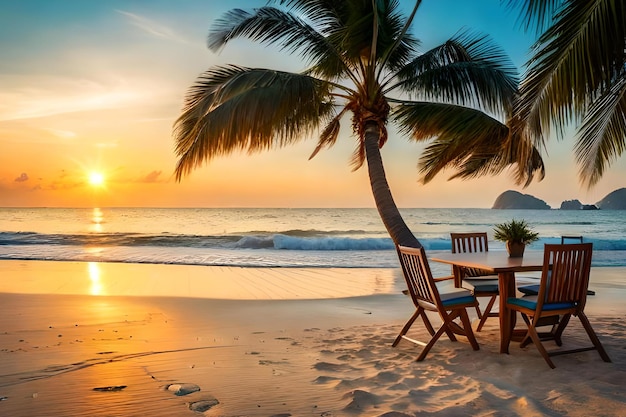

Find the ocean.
xmin=1 ymin=207 xmax=625 ymax=277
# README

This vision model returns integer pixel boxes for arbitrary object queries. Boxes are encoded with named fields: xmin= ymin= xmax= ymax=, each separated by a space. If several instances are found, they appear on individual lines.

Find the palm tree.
xmin=507 ymin=0 xmax=626 ymax=187
xmin=173 ymin=0 xmax=544 ymax=248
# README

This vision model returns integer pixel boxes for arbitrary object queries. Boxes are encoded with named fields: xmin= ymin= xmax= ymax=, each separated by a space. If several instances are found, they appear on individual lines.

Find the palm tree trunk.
xmin=364 ymin=121 xmax=421 ymax=248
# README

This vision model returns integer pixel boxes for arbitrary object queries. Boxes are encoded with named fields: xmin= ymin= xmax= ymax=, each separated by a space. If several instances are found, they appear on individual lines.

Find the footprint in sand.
xmin=164 ymin=383 xmax=201 ymax=396
xmin=188 ymin=398 xmax=219 ymax=412
xmin=164 ymin=383 xmax=220 ymax=413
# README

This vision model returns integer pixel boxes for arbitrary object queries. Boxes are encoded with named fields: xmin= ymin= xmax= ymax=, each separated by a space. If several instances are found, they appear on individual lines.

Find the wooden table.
xmin=430 ymin=251 xmax=545 ymax=354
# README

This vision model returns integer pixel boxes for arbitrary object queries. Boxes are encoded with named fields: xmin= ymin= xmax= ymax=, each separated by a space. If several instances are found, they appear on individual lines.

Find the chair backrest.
xmin=451 ymin=232 xmax=489 ymax=254
xmin=397 ymin=245 xmax=440 ymax=310
xmin=561 ymin=235 xmax=583 ymax=244
xmin=450 ymin=232 xmax=490 ymax=277
xmin=537 ymin=243 xmax=593 ymax=312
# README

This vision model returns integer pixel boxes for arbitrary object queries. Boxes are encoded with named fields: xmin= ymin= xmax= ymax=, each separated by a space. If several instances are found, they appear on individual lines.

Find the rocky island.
xmin=492 ymin=187 xmax=626 ymax=210
xmin=596 ymin=188 xmax=626 ymax=209
xmin=492 ymin=190 xmax=551 ymax=209
xmin=560 ymin=200 xmax=598 ymax=210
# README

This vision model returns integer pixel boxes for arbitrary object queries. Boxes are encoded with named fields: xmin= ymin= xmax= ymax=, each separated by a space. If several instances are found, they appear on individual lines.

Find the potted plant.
xmin=493 ymin=219 xmax=539 ymax=257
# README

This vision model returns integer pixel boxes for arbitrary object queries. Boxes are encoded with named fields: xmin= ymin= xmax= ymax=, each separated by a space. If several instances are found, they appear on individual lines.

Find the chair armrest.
xmin=433 ymin=275 xmax=455 ymax=283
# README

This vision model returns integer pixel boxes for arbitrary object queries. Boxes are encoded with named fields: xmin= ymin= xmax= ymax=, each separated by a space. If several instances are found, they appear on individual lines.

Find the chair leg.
xmin=476 ymin=295 xmax=497 ymax=332
xmin=526 ymin=320 xmax=556 ymax=368
xmin=396 ymin=307 xmax=480 ymax=361
xmin=550 ymin=313 xmax=571 ymax=346
xmin=458 ymin=308 xmax=480 ymax=351
xmin=416 ymin=323 xmax=448 ymax=361
xmin=416 ymin=309 xmax=477 ymax=361
xmin=393 ymin=308 xmax=422 ymax=347
xmin=474 ymin=304 xmax=483 ymax=320
xmin=443 ymin=310 xmax=461 ymax=341
xmin=529 ymin=315 xmax=564 ymax=344
xmin=578 ymin=312 xmax=612 ymax=363
xmin=519 ymin=314 xmax=533 ymax=348
xmin=421 ymin=311 xmax=436 ymax=336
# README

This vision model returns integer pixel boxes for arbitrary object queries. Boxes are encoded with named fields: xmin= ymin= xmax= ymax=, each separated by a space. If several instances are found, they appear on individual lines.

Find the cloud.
xmin=14 ymin=173 xmax=29 ymax=182
xmin=116 ymin=10 xmax=188 ymax=44
xmin=0 ymin=76 xmax=145 ymax=121
xmin=44 ymin=128 xmax=77 ymax=139
xmin=140 ymin=170 xmax=163 ymax=183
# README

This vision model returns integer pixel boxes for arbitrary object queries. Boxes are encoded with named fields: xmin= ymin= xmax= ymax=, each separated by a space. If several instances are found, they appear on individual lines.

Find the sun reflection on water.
xmin=90 ymin=207 xmax=104 ymax=233
xmin=88 ymin=262 xmax=104 ymax=295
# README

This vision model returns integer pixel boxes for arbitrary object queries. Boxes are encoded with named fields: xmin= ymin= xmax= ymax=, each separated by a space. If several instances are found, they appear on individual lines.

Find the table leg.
xmin=452 ymin=265 xmax=463 ymax=288
xmin=498 ymin=271 xmax=516 ymax=354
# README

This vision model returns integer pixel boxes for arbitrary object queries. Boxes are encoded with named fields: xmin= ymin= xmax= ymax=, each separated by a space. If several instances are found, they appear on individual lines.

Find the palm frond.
xmin=173 ymin=66 xmax=334 ymax=180
xmin=209 ymin=7 xmax=307 ymax=52
xmin=209 ymin=6 xmax=350 ymax=81
xmin=501 ymin=118 xmax=547 ymax=187
xmin=372 ymin=0 xmax=420 ymax=72
xmin=349 ymin=141 xmax=366 ymax=171
xmin=575 ymin=76 xmax=626 ymax=187
xmin=393 ymin=101 xmax=544 ymax=184
xmin=504 ymin=0 xmax=563 ymax=33
xmin=283 ymin=0 xmax=418 ymax=73
xmin=308 ymin=107 xmax=348 ymax=160
xmin=516 ymin=0 xmax=626 ymax=141
xmin=392 ymin=32 xmax=518 ymax=116
xmin=272 ymin=0 xmax=344 ymax=27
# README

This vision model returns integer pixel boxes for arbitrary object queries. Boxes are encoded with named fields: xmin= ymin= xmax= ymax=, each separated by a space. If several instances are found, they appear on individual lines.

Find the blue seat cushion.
xmin=442 ymin=296 xmax=476 ymax=307
xmin=440 ymin=288 xmax=475 ymax=307
xmin=517 ymin=284 xmax=539 ymax=296
xmin=462 ymin=278 xmax=499 ymax=294
xmin=517 ymin=272 xmax=551 ymax=296
xmin=507 ymin=295 xmax=576 ymax=311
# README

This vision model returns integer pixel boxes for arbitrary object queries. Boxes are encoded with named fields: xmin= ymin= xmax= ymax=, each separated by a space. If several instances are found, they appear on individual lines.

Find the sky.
xmin=1 ymin=0 xmax=624 ymax=209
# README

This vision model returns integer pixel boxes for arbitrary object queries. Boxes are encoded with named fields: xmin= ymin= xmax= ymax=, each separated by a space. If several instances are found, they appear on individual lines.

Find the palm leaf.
xmin=504 ymin=0 xmax=563 ymax=32
xmin=279 ymin=0 xmax=419 ymax=73
xmin=173 ymin=66 xmax=334 ymax=180
xmin=575 ymin=76 xmax=626 ymax=187
xmin=393 ymin=101 xmax=544 ymax=184
xmin=392 ymin=32 xmax=518 ymax=116
xmin=516 ymin=0 xmax=626 ymax=140
xmin=209 ymin=6 xmax=350 ymax=81
xmin=309 ymin=107 xmax=349 ymax=160
xmin=371 ymin=0 xmax=420 ymax=72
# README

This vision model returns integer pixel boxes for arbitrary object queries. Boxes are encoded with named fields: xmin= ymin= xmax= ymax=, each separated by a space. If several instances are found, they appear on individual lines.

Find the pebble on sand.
xmin=188 ymin=398 xmax=220 ymax=412
xmin=164 ymin=383 xmax=201 ymax=396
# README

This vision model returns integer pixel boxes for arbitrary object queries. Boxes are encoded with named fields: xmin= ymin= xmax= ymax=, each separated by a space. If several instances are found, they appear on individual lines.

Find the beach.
xmin=1 ymin=260 xmax=625 ymax=416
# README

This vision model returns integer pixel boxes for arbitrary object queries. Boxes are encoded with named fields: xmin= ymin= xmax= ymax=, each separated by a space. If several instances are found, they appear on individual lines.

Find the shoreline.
xmin=1 ymin=260 xmax=625 ymax=416
xmin=0 ymin=259 xmax=401 ymax=300
xmin=2 ymin=258 xmax=624 ymax=300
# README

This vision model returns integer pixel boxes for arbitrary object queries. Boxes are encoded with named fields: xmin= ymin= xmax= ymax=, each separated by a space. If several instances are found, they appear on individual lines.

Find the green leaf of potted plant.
xmin=493 ymin=219 xmax=539 ymax=257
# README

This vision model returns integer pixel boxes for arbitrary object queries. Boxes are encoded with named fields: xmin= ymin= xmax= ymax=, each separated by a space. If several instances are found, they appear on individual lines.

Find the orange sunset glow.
xmin=1 ymin=1 xmax=624 ymax=209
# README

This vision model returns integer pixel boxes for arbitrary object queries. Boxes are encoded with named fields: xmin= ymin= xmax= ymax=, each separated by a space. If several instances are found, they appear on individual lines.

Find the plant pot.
xmin=506 ymin=241 xmax=526 ymax=257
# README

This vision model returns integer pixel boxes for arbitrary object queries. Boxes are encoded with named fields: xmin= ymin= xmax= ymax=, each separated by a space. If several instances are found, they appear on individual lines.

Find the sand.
xmin=0 ymin=260 xmax=625 ymax=416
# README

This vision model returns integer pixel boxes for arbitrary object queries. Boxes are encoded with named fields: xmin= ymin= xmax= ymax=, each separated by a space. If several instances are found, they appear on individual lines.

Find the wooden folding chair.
xmin=393 ymin=245 xmax=480 ymax=361
xmin=517 ymin=235 xmax=591 ymax=341
xmin=451 ymin=232 xmax=499 ymax=331
xmin=506 ymin=243 xmax=611 ymax=368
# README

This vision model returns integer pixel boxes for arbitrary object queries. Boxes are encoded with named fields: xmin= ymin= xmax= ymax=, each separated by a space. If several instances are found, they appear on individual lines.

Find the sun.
xmin=88 ymin=172 xmax=105 ymax=187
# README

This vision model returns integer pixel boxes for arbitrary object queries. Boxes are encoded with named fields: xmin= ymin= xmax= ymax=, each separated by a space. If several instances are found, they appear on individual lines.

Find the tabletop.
xmin=430 ymin=251 xmax=545 ymax=273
